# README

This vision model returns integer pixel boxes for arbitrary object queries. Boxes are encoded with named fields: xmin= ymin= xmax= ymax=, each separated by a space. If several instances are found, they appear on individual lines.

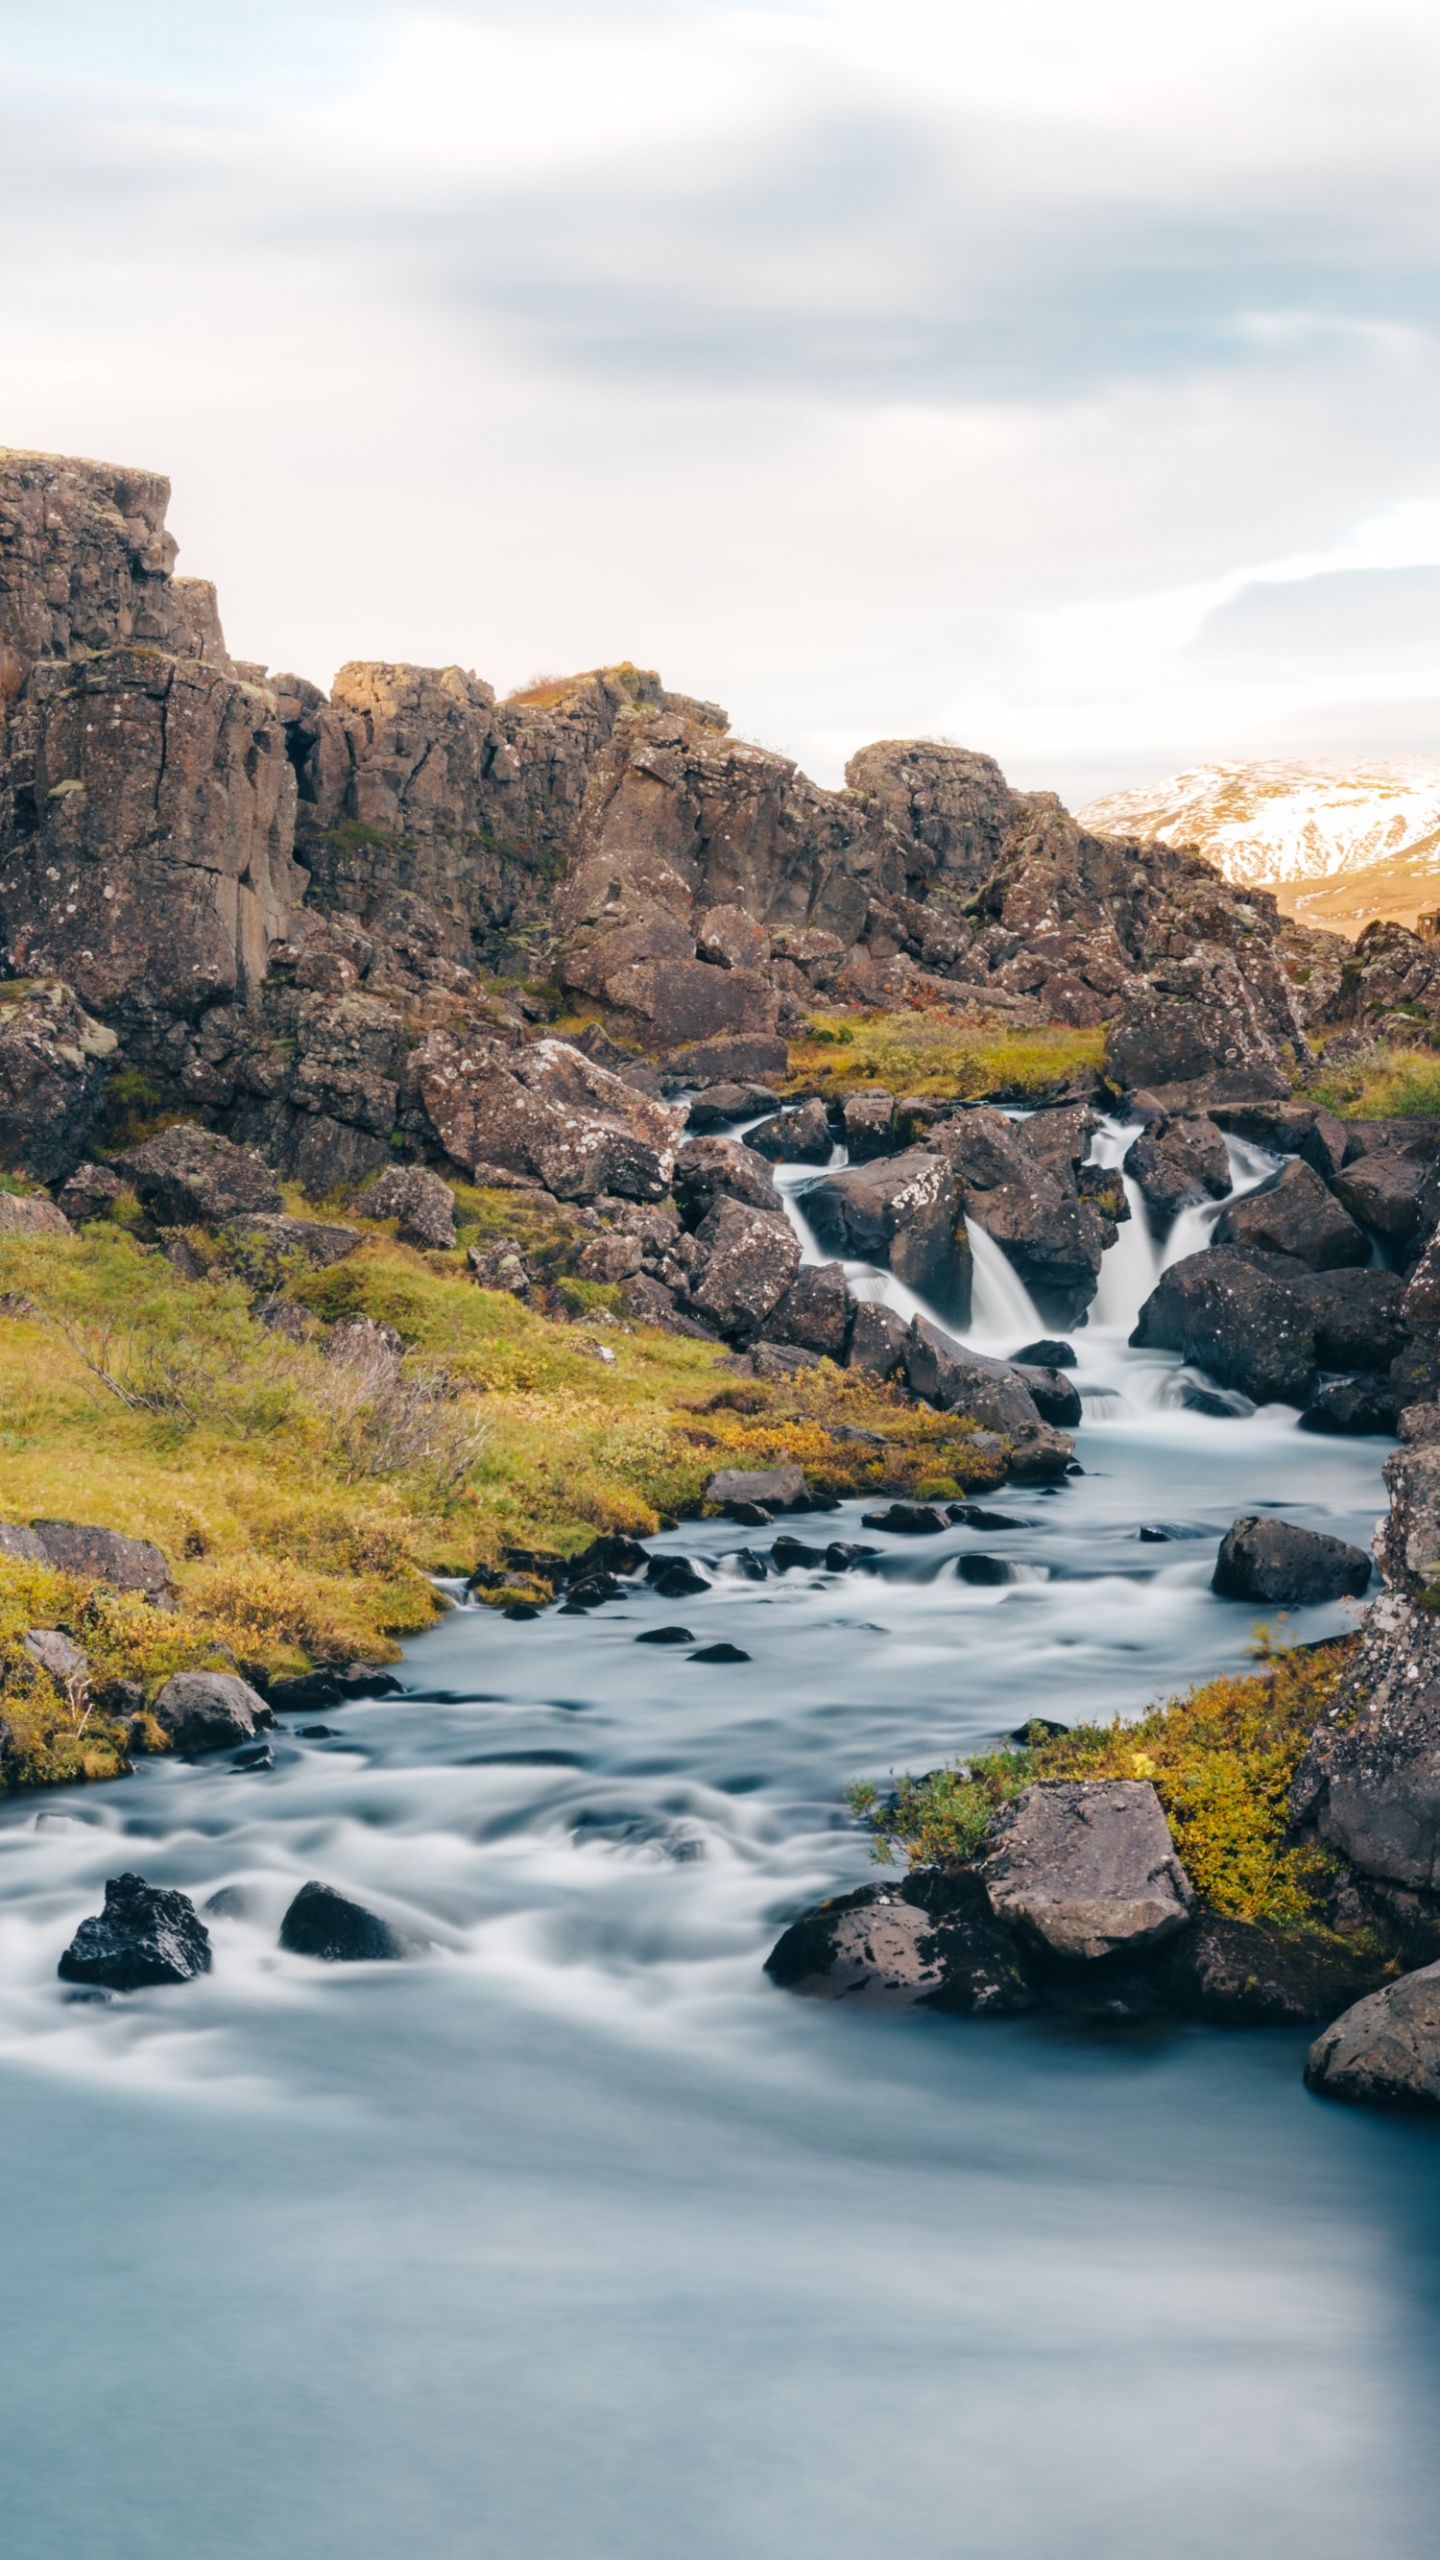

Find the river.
xmin=1 ymin=1117 xmax=1437 ymax=2559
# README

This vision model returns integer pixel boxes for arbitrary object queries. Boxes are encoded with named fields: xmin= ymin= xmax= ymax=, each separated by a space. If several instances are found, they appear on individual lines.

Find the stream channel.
xmin=1 ymin=1115 xmax=1438 ymax=2559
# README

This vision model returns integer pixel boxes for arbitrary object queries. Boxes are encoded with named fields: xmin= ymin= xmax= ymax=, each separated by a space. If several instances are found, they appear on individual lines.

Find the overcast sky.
xmin=5 ymin=0 xmax=1440 ymax=800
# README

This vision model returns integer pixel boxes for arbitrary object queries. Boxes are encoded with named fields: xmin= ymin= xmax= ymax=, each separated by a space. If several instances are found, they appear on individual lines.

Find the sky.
xmin=4 ymin=0 xmax=1440 ymax=801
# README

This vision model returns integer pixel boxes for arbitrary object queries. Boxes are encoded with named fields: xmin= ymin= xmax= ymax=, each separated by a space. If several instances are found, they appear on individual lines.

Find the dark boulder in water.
xmin=1131 ymin=1247 xmax=1318 ymax=1407
xmin=1160 ymin=1914 xmax=1389 ymax=2026
xmin=689 ymin=1642 xmax=750 ymax=1664
xmin=279 ymin=1881 xmax=408 ymax=1962
xmin=1012 ymin=1364 xmax=1083 ymax=1428
xmin=764 ymin=1872 xmax=1038 ymax=2016
xmin=1214 ymin=1159 xmax=1370 ymax=1271
xmin=1212 ymin=1516 xmax=1372 ymax=1605
xmin=636 ymin=1625 xmax=695 ymax=1645
xmin=1305 ymin=1961 xmax=1440 ymax=2107
xmin=648 ymin=1558 xmax=711 ymax=1598
xmin=1300 ymin=1377 xmax=1400 ymax=1437
xmin=152 ymin=1670 xmax=270 ymax=1755
xmin=58 ymin=1873 xmax=212 ymax=1991
xmin=770 ymin=1534 xmax=828 ymax=1571
xmin=861 ymin=1502 xmax=946 ymax=1535
xmin=1012 ymin=1338 xmax=1076 ymax=1370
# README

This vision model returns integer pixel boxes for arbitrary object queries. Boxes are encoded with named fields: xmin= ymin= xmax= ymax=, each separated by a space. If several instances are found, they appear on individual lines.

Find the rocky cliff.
xmin=0 ymin=445 xmax=1371 ymax=1192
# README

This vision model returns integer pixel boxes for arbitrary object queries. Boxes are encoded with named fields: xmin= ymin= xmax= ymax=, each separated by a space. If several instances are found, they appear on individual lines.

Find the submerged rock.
xmin=1305 ymin=1962 xmax=1440 ymax=2108
xmin=978 ymin=1779 xmax=1195 ymax=1963
xmin=58 ymin=1873 xmax=212 ymax=1991
xmin=1212 ymin=1516 xmax=1372 ymax=1606
xmin=278 ymin=1880 xmax=409 ymax=1962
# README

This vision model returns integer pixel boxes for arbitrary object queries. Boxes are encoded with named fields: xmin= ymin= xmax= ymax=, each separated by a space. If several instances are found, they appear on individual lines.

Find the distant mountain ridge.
xmin=1079 ymin=760 xmax=1440 ymax=936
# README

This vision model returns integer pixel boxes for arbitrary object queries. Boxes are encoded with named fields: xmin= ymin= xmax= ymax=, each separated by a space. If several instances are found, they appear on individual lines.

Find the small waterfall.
xmin=962 ymin=1217 xmax=1046 ymax=1349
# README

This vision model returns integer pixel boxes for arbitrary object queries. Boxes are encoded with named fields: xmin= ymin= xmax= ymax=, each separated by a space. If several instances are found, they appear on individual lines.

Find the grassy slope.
xmin=0 ymin=1190 xmax=1009 ymax=1794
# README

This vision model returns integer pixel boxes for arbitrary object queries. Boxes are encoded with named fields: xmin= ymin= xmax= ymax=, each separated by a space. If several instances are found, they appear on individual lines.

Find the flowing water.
xmin=1 ymin=1116 xmax=1437 ymax=2560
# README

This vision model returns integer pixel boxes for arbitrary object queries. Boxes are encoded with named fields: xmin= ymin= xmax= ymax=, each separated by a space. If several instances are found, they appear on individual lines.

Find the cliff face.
xmin=0 ymin=445 xmax=1339 ymax=1192
xmin=0 ymin=449 xmax=305 ymax=1025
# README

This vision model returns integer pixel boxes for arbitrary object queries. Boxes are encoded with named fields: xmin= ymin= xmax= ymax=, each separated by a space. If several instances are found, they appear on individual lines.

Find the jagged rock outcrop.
xmin=0 ymin=445 xmax=1350 ymax=1205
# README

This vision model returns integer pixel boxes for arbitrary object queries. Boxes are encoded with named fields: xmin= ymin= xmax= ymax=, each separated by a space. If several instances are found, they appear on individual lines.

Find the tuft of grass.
xmin=848 ymin=1639 xmax=1354 ymax=1930
xmin=784 ymin=1011 xmax=1107 ymax=1101
xmin=1299 ymin=1042 xmax=1440 ymax=1119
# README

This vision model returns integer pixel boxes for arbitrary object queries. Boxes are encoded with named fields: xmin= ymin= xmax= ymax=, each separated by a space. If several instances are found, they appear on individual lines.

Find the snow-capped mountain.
xmin=1078 ymin=760 xmax=1440 ymax=933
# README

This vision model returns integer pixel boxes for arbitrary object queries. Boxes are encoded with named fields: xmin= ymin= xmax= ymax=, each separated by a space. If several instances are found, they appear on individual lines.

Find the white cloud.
xmin=3 ymin=0 xmax=1440 ymax=801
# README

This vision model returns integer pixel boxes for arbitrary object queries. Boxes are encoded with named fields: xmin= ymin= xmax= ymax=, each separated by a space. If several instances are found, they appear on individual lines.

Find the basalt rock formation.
xmin=0 ymin=445 xmax=1354 ymax=1199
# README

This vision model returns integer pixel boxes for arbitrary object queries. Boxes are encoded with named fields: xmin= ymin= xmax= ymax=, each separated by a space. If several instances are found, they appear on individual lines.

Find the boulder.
xmin=278 ymin=1879 xmax=409 ymax=1961
xmin=222 ymin=1213 xmax=361 ymax=1275
xmin=1012 ymin=1365 xmax=1083 ymax=1428
xmin=1290 ymin=1590 xmax=1440 ymax=1891
xmin=931 ymin=1108 xmax=1104 ymax=1323
xmin=695 ymin=905 xmax=770 ymax=971
xmin=684 ymin=1082 xmax=779 ymax=1131
xmin=1122 ymin=1115 xmax=1232 ymax=1218
xmin=804 ymin=1150 xmax=967 ymax=1318
xmin=0 ymin=977 xmax=116 ymax=1187
xmin=688 ymin=1197 xmax=801 ymax=1339
xmin=761 ymin=1259 xmax=851 ymax=1358
xmin=357 ymin=1163 xmax=457 ymax=1249
xmin=1214 ymin=1159 xmax=1369 ymax=1270
xmin=672 ymin=1135 xmax=782 ymax=1225
xmin=903 ymin=1318 xmax=1041 ymax=1436
xmin=746 ymin=1098 xmax=831 ymax=1163
xmin=58 ymin=1873 xmax=212 ymax=1992
xmin=861 ymin=1502 xmax=946 ymax=1535
xmin=113 ymin=1121 xmax=281 ymax=1227
xmin=1017 ymin=1105 xmax=1097 ymax=1177
xmin=29 ymin=1519 xmax=172 ymax=1602
xmin=705 ymin=1463 xmax=807 ymax=1511
xmin=0 ymin=1520 xmax=47 ymax=1563
xmin=152 ymin=1669 xmax=269 ymax=1754
xmin=845 ymin=1298 xmax=909 ymax=1379
xmin=1289 ymin=1267 xmax=1407 ymax=1373
xmin=1374 ymin=1441 xmax=1440 ymax=1596
xmin=23 ymin=1627 xmax=87 ymax=1684
xmin=1129 ymin=1247 xmax=1318 ymax=1406
xmin=415 ymin=1034 xmax=685 ymax=1201
xmin=1305 ymin=1963 xmax=1440 ymax=2108
xmin=1300 ymin=1377 xmax=1400 ymax=1437
xmin=1209 ymin=1098 xmax=1349 ymax=1183
xmin=840 ymin=1090 xmax=896 ymax=1161
xmin=0 ymin=1191 xmax=70 ymax=1236
xmin=1332 ymin=1148 xmax=1436 ymax=1250
xmin=662 ymin=1035 xmax=787 ymax=1087
xmin=1211 ymin=1516 xmax=1372 ymax=1605
xmin=978 ymin=1779 xmax=1195 ymax=1962
xmin=56 ymin=1162 xmax=126 ymax=1224
xmin=763 ymin=1871 xmax=1037 ymax=2015
xmin=1158 ymin=1913 xmax=1390 ymax=2025
xmin=1103 ymin=948 xmax=1294 ymax=1097
xmin=467 ymin=1240 xmax=533 ymax=1296
xmin=1401 ymin=1403 xmax=1440 ymax=1443
xmin=576 ymin=1232 xmax=644 ymax=1284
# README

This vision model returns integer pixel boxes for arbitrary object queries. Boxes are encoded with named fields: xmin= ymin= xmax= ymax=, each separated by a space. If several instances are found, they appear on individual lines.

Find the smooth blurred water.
xmin=1 ymin=1117 xmax=1436 ymax=2560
